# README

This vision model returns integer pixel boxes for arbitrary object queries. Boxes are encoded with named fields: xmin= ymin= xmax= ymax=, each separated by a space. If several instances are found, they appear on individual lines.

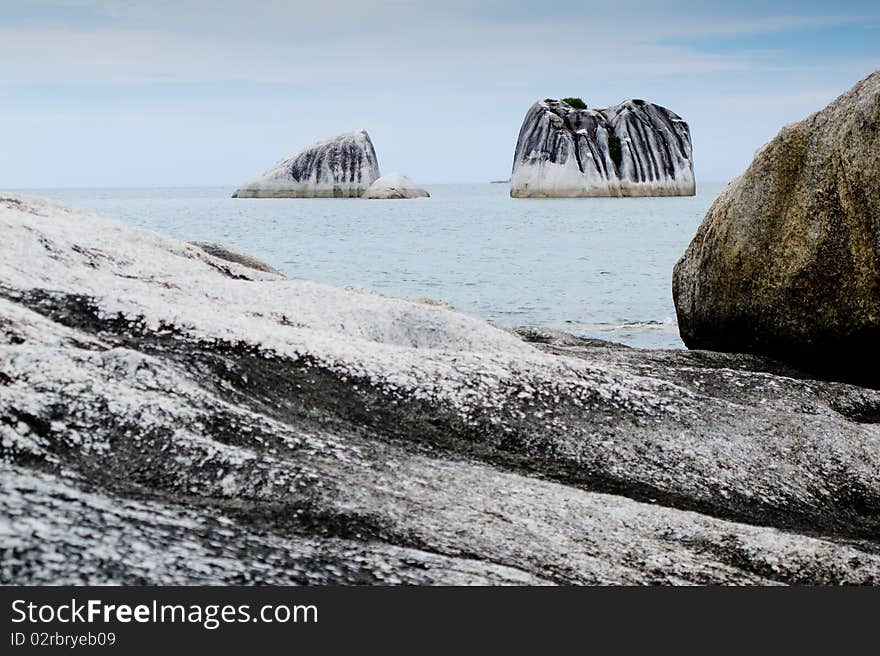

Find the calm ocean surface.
xmin=23 ymin=183 xmax=725 ymax=348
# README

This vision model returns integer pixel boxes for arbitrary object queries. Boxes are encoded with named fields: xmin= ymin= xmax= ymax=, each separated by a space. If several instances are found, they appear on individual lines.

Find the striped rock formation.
xmin=233 ymin=130 xmax=380 ymax=198
xmin=510 ymin=98 xmax=695 ymax=198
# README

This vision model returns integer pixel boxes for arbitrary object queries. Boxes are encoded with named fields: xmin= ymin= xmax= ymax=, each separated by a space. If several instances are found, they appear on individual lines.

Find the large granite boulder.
xmin=510 ymin=98 xmax=695 ymax=197
xmin=673 ymin=71 xmax=880 ymax=383
xmin=233 ymin=130 xmax=380 ymax=198
xmin=362 ymin=173 xmax=429 ymax=199
xmin=3 ymin=194 xmax=880 ymax=584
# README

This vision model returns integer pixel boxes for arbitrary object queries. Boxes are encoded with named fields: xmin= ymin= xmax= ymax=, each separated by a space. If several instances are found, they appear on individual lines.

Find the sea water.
xmin=24 ymin=182 xmax=725 ymax=348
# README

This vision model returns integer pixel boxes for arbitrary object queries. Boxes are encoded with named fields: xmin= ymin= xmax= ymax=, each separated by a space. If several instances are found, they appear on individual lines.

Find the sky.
xmin=1 ymin=0 xmax=879 ymax=187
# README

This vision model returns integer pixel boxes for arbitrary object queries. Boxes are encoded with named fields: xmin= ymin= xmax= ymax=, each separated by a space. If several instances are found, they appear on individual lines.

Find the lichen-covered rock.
xmin=233 ymin=130 xmax=380 ymax=198
xmin=3 ymin=194 xmax=880 ymax=585
xmin=510 ymin=98 xmax=695 ymax=197
xmin=362 ymin=173 xmax=429 ymax=199
xmin=189 ymin=241 xmax=286 ymax=278
xmin=673 ymin=71 xmax=880 ymax=383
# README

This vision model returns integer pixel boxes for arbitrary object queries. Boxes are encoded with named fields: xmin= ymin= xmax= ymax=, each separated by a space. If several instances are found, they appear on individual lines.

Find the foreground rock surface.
xmin=362 ymin=173 xmax=429 ymax=199
xmin=189 ymin=241 xmax=286 ymax=278
xmin=510 ymin=98 xmax=695 ymax=197
xmin=2 ymin=195 xmax=880 ymax=585
xmin=673 ymin=71 xmax=880 ymax=383
xmin=232 ymin=130 xmax=380 ymax=198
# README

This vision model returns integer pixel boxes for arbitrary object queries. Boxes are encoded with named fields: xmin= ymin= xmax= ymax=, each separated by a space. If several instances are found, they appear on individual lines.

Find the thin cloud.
xmin=0 ymin=19 xmax=756 ymax=87
xmin=0 ymin=1 xmax=878 ymax=186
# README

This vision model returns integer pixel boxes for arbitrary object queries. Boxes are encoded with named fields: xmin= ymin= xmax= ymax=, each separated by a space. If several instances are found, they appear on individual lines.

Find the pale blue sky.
xmin=1 ymin=0 xmax=879 ymax=187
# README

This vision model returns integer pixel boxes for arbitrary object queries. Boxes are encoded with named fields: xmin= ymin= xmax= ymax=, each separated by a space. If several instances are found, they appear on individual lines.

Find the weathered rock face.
xmin=673 ymin=71 xmax=880 ymax=384
xmin=189 ymin=241 xmax=286 ymax=278
xmin=510 ymin=98 xmax=695 ymax=198
xmin=362 ymin=173 xmax=429 ymax=199
xmin=233 ymin=130 xmax=380 ymax=198
xmin=3 ymin=194 xmax=880 ymax=585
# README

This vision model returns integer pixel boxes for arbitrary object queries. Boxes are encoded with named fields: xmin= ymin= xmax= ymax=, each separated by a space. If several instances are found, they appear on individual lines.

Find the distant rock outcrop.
xmin=233 ymin=130 xmax=380 ymax=198
xmin=673 ymin=71 xmax=880 ymax=384
xmin=362 ymin=173 xmax=429 ymax=199
xmin=510 ymin=98 xmax=695 ymax=197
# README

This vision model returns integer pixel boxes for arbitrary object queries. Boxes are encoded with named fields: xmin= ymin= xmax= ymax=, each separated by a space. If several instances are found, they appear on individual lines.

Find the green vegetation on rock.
xmin=608 ymin=134 xmax=623 ymax=167
xmin=562 ymin=97 xmax=587 ymax=109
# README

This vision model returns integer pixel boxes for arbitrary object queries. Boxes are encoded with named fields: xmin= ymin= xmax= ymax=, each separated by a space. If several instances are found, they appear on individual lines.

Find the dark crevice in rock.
xmin=6 ymin=409 xmax=52 ymax=438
